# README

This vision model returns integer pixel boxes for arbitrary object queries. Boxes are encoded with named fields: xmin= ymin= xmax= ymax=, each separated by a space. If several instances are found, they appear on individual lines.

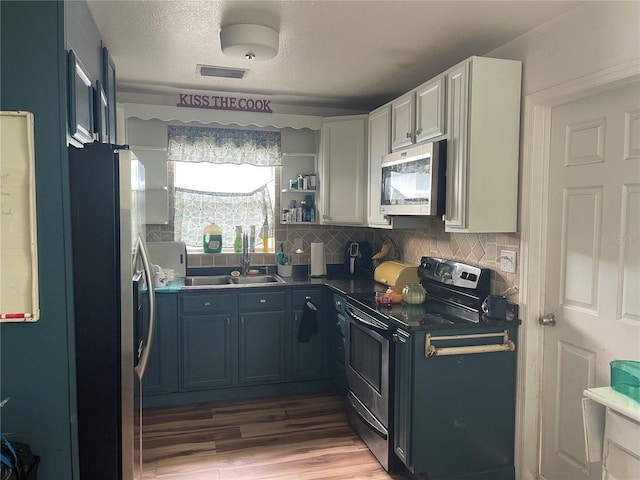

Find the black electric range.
xmin=347 ymin=292 xmax=482 ymax=329
xmin=347 ymin=256 xmax=515 ymax=331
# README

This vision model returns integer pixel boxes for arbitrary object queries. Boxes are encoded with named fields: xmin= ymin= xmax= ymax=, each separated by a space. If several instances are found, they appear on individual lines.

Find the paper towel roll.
xmin=310 ymin=242 xmax=326 ymax=277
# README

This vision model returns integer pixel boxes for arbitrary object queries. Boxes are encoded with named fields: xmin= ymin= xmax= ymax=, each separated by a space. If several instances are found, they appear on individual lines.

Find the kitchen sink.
xmin=230 ymin=275 xmax=284 ymax=284
xmin=184 ymin=275 xmax=232 ymax=286
xmin=183 ymin=274 xmax=286 ymax=287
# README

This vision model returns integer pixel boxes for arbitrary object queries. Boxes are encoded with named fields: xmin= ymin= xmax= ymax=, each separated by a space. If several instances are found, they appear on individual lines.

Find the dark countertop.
xmin=158 ymin=268 xmax=519 ymax=332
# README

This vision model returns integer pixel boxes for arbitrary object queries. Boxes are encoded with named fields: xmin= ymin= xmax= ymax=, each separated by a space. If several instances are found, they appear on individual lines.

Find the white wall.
xmin=488 ymin=1 xmax=640 ymax=96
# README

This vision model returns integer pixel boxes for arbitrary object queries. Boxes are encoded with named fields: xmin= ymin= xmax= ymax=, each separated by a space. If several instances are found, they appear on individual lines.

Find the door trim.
xmin=517 ymin=58 xmax=640 ymax=480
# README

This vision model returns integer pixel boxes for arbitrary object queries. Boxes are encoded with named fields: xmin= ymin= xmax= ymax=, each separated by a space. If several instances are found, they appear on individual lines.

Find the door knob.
xmin=539 ymin=313 xmax=556 ymax=326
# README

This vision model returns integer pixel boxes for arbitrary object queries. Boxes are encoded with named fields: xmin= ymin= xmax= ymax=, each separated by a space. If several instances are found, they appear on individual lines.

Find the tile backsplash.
xmin=381 ymin=217 xmax=520 ymax=301
xmin=149 ymin=219 xmax=520 ymax=301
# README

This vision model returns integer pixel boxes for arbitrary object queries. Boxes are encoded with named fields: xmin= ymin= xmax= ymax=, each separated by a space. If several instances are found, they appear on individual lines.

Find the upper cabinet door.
xmin=444 ymin=62 xmax=470 ymax=230
xmin=102 ymin=47 xmax=117 ymax=144
xmin=391 ymin=92 xmax=415 ymax=151
xmin=367 ymin=105 xmax=392 ymax=228
xmin=415 ymin=76 xmax=446 ymax=144
xmin=319 ymin=115 xmax=368 ymax=226
xmin=67 ymin=50 xmax=94 ymax=145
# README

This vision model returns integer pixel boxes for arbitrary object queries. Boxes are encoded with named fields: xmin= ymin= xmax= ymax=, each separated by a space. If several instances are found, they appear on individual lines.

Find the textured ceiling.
xmin=87 ymin=0 xmax=582 ymax=111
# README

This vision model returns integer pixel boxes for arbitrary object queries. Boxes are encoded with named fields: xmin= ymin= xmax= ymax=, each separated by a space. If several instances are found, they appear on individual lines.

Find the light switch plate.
xmin=500 ymin=250 xmax=516 ymax=273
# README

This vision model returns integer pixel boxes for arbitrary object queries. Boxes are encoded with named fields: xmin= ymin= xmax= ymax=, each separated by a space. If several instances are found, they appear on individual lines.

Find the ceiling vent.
xmin=197 ymin=65 xmax=248 ymax=79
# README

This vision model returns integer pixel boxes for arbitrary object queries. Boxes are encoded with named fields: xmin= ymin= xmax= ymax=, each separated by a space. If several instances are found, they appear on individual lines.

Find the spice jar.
xmin=402 ymin=283 xmax=427 ymax=304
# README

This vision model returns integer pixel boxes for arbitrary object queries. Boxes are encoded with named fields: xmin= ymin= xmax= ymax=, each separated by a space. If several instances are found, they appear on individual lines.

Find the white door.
xmin=540 ymin=81 xmax=640 ymax=479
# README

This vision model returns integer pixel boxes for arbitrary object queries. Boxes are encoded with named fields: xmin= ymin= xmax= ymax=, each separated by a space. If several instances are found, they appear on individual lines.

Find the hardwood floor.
xmin=142 ymin=392 xmax=409 ymax=480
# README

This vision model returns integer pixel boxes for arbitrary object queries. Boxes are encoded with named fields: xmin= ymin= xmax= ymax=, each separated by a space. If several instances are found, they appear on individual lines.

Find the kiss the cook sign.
xmin=177 ymin=94 xmax=272 ymax=113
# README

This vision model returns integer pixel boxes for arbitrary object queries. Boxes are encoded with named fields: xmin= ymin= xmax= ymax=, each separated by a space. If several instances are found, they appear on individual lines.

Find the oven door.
xmin=344 ymin=303 xmax=391 ymax=428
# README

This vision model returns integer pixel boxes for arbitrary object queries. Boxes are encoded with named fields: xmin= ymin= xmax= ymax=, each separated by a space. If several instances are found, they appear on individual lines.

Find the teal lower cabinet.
xmin=143 ymin=294 xmax=179 ymax=396
xmin=331 ymin=293 xmax=347 ymax=394
xmin=179 ymin=292 xmax=237 ymax=391
xmin=238 ymin=290 xmax=288 ymax=385
xmin=146 ymin=288 xmax=336 ymax=408
xmin=393 ymin=325 xmax=518 ymax=480
xmin=392 ymin=328 xmax=411 ymax=465
xmin=290 ymin=288 xmax=326 ymax=380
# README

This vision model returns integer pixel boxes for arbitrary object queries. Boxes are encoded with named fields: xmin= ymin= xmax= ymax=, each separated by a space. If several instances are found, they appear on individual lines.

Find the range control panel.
xmin=418 ymin=257 xmax=488 ymax=290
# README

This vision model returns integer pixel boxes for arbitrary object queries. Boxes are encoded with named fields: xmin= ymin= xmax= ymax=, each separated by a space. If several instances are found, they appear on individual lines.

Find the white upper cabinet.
xmin=391 ymin=75 xmax=446 ymax=151
xmin=444 ymin=56 xmax=522 ymax=233
xmin=415 ymin=76 xmax=446 ymax=144
xmin=367 ymin=105 xmax=392 ymax=228
xmin=391 ymin=92 xmax=415 ymax=151
xmin=319 ymin=115 xmax=368 ymax=226
xmin=127 ymin=118 xmax=170 ymax=225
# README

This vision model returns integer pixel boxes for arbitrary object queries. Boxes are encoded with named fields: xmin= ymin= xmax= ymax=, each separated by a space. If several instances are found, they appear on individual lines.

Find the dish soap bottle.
xmin=203 ymin=223 xmax=222 ymax=253
xmin=249 ymin=225 xmax=256 ymax=253
xmin=233 ymin=226 xmax=243 ymax=253
xmin=261 ymin=219 xmax=269 ymax=252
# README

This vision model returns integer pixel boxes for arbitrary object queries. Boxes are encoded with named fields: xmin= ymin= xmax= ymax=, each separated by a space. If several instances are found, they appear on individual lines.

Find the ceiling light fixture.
xmin=220 ymin=24 xmax=279 ymax=61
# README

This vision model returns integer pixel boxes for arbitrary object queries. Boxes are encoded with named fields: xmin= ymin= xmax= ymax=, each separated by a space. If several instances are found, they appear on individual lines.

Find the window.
xmin=168 ymin=125 xmax=280 ymax=251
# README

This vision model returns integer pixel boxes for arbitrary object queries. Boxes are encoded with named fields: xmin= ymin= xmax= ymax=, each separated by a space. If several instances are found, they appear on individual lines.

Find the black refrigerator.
xmin=68 ymin=143 xmax=156 ymax=480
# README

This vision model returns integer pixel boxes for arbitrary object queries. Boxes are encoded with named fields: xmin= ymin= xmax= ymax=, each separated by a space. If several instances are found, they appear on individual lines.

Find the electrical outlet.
xmin=500 ymin=250 xmax=516 ymax=273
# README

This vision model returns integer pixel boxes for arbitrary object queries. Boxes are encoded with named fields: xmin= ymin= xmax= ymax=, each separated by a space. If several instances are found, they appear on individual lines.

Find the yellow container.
xmin=203 ymin=223 xmax=222 ymax=253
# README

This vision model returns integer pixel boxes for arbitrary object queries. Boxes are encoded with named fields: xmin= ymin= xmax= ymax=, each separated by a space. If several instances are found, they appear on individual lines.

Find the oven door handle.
xmin=345 ymin=305 xmax=389 ymax=331
xmin=347 ymin=392 xmax=388 ymax=440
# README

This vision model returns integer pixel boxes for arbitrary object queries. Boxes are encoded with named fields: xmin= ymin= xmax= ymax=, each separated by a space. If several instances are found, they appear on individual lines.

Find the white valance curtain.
xmin=167 ymin=126 xmax=280 ymax=248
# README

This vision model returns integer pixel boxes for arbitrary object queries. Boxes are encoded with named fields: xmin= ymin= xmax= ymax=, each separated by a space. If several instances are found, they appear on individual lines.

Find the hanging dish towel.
xmin=297 ymin=301 xmax=318 ymax=342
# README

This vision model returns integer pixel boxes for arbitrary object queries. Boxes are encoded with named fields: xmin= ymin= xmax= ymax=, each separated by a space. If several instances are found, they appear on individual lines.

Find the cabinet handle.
xmin=241 ymin=317 xmax=244 ymax=324
xmin=416 ymin=128 xmax=422 ymax=135
xmin=260 ymin=299 xmax=267 ymax=303
xmin=305 ymin=296 xmax=311 ymax=300
xmin=203 ymin=301 xmax=211 ymax=306
xmin=294 ymin=314 xmax=298 ymax=322
xmin=226 ymin=318 xmax=230 ymax=325
xmin=406 ymin=132 xmax=411 ymax=138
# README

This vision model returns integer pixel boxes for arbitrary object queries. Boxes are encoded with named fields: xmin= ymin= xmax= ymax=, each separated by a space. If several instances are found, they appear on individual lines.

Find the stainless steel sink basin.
xmin=230 ymin=275 xmax=284 ymax=284
xmin=184 ymin=275 xmax=232 ymax=286
xmin=183 ymin=274 xmax=286 ymax=287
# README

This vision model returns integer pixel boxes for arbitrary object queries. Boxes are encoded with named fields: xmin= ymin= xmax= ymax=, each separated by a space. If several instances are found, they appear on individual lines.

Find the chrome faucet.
xmin=241 ymin=232 xmax=250 ymax=276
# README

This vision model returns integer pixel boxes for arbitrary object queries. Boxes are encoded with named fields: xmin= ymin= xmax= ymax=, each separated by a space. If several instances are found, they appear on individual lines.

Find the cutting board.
xmin=147 ymin=241 xmax=187 ymax=277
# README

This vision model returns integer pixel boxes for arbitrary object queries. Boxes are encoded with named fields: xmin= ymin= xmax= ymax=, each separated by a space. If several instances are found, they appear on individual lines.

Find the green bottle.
xmin=233 ymin=226 xmax=243 ymax=253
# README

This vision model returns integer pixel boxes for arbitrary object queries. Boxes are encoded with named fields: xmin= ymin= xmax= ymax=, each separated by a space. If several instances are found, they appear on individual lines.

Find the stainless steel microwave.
xmin=380 ymin=140 xmax=446 ymax=216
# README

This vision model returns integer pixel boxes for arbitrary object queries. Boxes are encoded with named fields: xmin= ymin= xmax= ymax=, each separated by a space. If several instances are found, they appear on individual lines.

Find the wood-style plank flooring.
xmin=142 ymin=392 xmax=409 ymax=480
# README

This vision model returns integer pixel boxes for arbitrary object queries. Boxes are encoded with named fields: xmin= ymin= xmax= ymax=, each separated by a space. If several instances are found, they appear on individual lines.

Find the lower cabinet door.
xmin=291 ymin=308 xmax=324 ymax=380
xmin=393 ymin=329 xmax=412 ymax=467
xmin=180 ymin=313 xmax=236 ymax=391
xmin=143 ymin=295 xmax=179 ymax=396
xmin=239 ymin=311 xmax=286 ymax=384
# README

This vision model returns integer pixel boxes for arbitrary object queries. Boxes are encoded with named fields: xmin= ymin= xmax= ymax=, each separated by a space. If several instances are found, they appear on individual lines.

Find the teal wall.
xmin=0 ymin=2 xmax=78 ymax=479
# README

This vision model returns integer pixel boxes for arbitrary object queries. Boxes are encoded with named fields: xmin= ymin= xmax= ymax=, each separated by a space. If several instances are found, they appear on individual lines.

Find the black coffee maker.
xmin=344 ymin=241 xmax=374 ymax=277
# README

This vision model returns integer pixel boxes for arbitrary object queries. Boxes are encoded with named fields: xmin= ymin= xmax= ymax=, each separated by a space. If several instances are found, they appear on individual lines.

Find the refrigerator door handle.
xmin=133 ymin=235 xmax=156 ymax=380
